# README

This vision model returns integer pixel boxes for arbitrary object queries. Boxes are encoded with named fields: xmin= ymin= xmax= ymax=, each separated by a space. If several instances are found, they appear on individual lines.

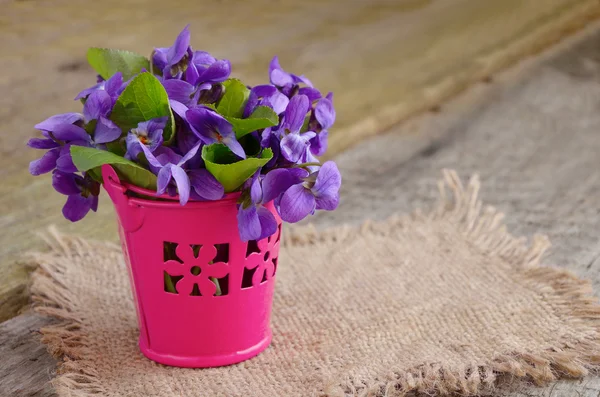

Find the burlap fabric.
xmin=31 ymin=171 xmax=600 ymax=396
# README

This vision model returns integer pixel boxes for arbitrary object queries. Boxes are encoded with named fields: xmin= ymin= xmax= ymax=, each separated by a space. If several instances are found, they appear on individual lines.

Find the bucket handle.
xmin=101 ymin=165 xmax=145 ymax=233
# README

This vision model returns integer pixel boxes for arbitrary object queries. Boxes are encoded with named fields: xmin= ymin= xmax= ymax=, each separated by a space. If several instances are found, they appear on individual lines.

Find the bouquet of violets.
xmin=28 ymin=25 xmax=341 ymax=241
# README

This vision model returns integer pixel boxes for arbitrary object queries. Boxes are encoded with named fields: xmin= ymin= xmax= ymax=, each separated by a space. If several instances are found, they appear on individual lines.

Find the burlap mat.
xmin=31 ymin=170 xmax=600 ymax=397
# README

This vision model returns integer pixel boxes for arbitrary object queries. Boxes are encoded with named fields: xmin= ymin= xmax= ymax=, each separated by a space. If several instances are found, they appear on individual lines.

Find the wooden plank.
xmin=0 ymin=314 xmax=57 ymax=397
xmin=4 ymin=11 xmax=600 ymax=397
xmin=0 ymin=0 xmax=598 ymax=322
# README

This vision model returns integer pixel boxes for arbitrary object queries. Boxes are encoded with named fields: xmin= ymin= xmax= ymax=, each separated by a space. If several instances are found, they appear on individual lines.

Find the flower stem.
xmin=210 ymin=277 xmax=222 ymax=296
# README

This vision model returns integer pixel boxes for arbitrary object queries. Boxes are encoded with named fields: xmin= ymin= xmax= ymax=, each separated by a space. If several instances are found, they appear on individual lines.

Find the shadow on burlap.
xmin=30 ymin=170 xmax=600 ymax=396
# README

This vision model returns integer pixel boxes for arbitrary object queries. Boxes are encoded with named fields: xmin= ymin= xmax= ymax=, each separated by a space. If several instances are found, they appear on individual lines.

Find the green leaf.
xmin=202 ymin=144 xmax=273 ymax=192
xmin=110 ymin=72 xmax=175 ymax=143
xmin=216 ymin=79 xmax=250 ymax=118
xmin=70 ymin=145 xmax=157 ymax=190
xmin=226 ymin=106 xmax=279 ymax=139
xmin=87 ymin=48 xmax=150 ymax=81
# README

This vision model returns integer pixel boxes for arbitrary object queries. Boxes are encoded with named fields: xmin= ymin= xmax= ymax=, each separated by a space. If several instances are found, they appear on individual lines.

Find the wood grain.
xmin=1 ymin=0 xmax=598 ymax=322
xmin=0 ymin=314 xmax=57 ymax=397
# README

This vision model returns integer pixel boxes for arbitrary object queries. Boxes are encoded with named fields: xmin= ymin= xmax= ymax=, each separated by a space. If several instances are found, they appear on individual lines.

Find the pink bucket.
xmin=101 ymin=165 xmax=281 ymax=368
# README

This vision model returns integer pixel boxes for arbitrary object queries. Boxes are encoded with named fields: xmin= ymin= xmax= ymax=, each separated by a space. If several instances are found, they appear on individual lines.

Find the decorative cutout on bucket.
xmin=243 ymin=226 xmax=281 ymax=288
xmin=163 ymin=242 xmax=229 ymax=296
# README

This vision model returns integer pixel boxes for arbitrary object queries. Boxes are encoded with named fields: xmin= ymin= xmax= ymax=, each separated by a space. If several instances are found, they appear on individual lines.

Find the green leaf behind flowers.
xmin=70 ymin=145 xmax=157 ymax=190
xmin=110 ymin=72 xmax=175 ymax=143
xmin=87 ymin=48 xmax=150 ymax=81
xmin=216 ymin=79 xmax=250 ymax=118
xmin=226 ymin=106 xmax=279 ymax=139
xmin=202 ymin=144 xmax=273 ymax=192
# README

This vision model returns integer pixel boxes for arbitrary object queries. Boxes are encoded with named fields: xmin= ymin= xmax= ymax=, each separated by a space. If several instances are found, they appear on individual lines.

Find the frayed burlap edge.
xmin=30 ymin=234 xmax=121 ymax=397
xmin=29 ymin=169 xmax=600 ymax=397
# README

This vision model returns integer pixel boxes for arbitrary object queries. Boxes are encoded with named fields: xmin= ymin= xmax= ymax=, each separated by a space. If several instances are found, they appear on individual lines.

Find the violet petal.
xmin=35 ymin=113 xmax=84 ymax=132
xmin=52 ymin=171 xmax=81 ymax=195
xmin=188 ymin=169 xmax=224 ymax=201
xmin=262 ymin=168 xmax=306 ymax=204
xmin=156 ymin=165 xmax=172 ymax=195
xmin=51 ymin=124 xmax=90 ymax=142
xmin=257 ymin=206 xmax=278 ymax=240
xmin=83 ymin=90 xmax=112 ymax=122
xmin=278 ymin=184 xmax=315 ymax=223
xmin=29 ymin=148 xmax=60 ymax=175
xmin=282 ymin=94 xmax=309 ymax=133
xmin=62 ymin=194 xmax=93 ymax=222
xmin=237 ymin=205 xmax=261 ymax=242
xmin=170 ymin=165 xmax=191 ymax=205
xmin=280 ymin=133 xmax=309 ymax=162
xmin=315 ymin=97 xmax=336 ymax=130
xmin=312 ymin=161 xmax=341 ymax=210
xmin=94 ymin=117 xmax=122 ymax=144
xmin=27 ymin=138 xmax=60 ymax=149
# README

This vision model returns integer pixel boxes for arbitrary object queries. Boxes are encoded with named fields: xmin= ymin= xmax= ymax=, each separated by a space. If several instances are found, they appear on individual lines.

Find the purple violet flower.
xmin=237 ymin=172 xmax=277 ymax=242
xmin=140 ymin=143 xmax=201 ymax=205
xmin=28 ymin=122 xmax=87 ymax=175
xmin=30 ymin=90 xmax=122 ymax=175
xmin=29 ymin=113 xmax=85 ymax=175
xmin=75 ymin=72 xmax=125 ymax=101
xmin=269 ymin=56 xmax=312 ymax=93
xmin=279 ymin=94 xmax=315 ymax=163
xmin=185 ymin=51 xmax=231 ymax=86
xmin=262 ymin=161 xmax=341 ymax=223
xmin=52 ymin=171 xmax=100 ymax=222
xmin=243 ymin=85 xmax=290 ymax=118
xmin=125 ymin=117 xmax=167 ymax=160
xmin=186 ymin=107 xmax=246 ymax=159
xmin=81 ymin=90 xmax=122 ymax=145
xmin=269 ymin=56 xmax=321 ymax=101
xmin=153 ymin=25 xmax=193 ymax=78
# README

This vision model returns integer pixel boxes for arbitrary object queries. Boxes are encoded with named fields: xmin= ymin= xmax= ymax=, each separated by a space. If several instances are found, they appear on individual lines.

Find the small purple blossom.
xmin=29 ymin=89 xmax=123 ymax=177
xmin=125 ymin=117 xmax=167 ymax=160
xmin=52 ymin=171 xmax=100 ymax=222
xmin=244 ymin=85 xmax=290 ymax=117
xmin=29 ymin=117 xmax=88 ymax=175
xmin=269 ymin=56 xmax=313 ymax=95
xmin=185 ymin=51 xmax=231 ymax=86
xmin=81 ymin=90 xmax=122 ymax=145
xmin=279 ymin=95 xmax=315 ymax=162
xmin=153 ymin=25 xmax=193 ymax=79
xmin=237 ymin=172 xmax=277 ymax=242
xmin=186 ymin=107 xmax=246 ymax=159
xmin=141 ymin=143 xmax=201 ymax=205
xmin=75 ymin=72 xmax=125 ymax=101
xmin=263 ymin=161 xmax=341 ymax=223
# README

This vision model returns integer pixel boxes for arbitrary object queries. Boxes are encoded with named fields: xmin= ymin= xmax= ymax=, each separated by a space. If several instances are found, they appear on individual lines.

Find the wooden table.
xmin=2 ymin=2 xmax=600 ymax=396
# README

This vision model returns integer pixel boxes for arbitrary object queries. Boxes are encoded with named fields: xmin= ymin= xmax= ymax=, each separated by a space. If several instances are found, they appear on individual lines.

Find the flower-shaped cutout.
xmin=245 ymin=227 xmax=280 ymax=287
xmin=164 ymin=243 xmax=228 ymax=296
